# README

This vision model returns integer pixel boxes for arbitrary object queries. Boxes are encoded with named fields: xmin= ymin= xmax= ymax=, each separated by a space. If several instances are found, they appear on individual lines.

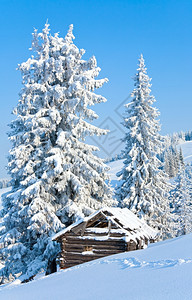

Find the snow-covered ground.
xmin=1 ymin=234 xmax=192 ymax=299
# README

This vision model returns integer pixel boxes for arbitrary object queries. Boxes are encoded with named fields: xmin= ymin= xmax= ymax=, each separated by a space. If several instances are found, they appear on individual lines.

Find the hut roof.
xmin=52 ymin=207 xmax=157 ymax=242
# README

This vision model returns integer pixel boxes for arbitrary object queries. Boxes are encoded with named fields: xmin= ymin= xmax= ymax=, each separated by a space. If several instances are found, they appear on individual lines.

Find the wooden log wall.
xmin=59 ymin=231 xmax=127 ymax=269
xmin=58 ymin=229 xmax=150 ymax=269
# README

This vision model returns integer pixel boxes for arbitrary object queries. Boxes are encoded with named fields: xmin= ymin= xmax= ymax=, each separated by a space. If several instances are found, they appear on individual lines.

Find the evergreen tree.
xmin=171 ymin=167 xmax=192 ymax=236
xmin=164 ymin=151 xmax=170 ymax=176
xmin=164 ymin=146 xmax=182 ymax=178
xmin=116 ymin=55 xmax=172 ymax=240
xmin=168 ymin=149 xmax=177 ymax=178
xmin=179 ymin=147 xmax=184 ymax=167
xmin=0 ymin=24 xmax=114 ymax=283
xmin=184 ymin=163 xmax=192 ymax=209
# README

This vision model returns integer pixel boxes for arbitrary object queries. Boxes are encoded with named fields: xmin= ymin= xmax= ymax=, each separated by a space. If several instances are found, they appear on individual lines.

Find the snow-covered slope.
xmin=1 ymin=234 xmax=192 ymax=300
xmin=107 ymin=159 xmax=124 ymax=188
xmin=178 ymin=141 xmax=192 ymax=164
xmin=107 ymin=140 xmax=192 ymax=186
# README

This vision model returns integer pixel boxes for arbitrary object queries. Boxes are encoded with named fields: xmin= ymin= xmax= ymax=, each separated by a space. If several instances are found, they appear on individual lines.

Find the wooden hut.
xmin=52 ymin=207 xmax=157 ymax=270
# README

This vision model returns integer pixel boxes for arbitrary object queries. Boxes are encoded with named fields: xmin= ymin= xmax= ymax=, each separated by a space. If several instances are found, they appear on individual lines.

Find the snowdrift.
xmin=1 ymin=234 xmax=192 ymax=300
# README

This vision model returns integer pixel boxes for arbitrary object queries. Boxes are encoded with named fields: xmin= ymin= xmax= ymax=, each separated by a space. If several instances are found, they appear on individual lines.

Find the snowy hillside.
xmin=178 ymin=141 xmax=192 ymax=164
xmin=107 ymin=140 xmax=192 ymax=187
xmin=1 ymin=234 xmax=192 ymax=300
xmin=107 ymin=159 xmax=124 ymax=188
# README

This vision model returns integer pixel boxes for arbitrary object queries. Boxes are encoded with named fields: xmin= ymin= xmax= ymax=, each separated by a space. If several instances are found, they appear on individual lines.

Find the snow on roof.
xmin=106 ymin=207 xmax=156 ymax=238
xmin=53 ymin=207 xmax=157 ymax=241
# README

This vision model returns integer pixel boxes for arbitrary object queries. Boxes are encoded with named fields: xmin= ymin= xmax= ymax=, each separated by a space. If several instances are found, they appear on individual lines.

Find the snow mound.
xmin=1 ymin=233 xmax=192 ymax=299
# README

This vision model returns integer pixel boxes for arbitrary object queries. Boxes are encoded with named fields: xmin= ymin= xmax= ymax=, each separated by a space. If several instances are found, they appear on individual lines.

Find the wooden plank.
xmin=65 ymin=236 xmax=126 ymax=245
xmin=64 ymin=244 xmax=125 ymax=253
xmin=64 ymin=250 xmax=124 ymax=260
xmin=91 ymin=244 xmax=125 ymax=250
xmin=108 ymin=219 xmax=111 ymax=236
xmin=102 ymin=210 xmax=113 ymax=217
xmin=82 ymin=229 xmax=125 ymax=237
xmin=64 ymin=241 xmax=126 ymax=249
xmin=82 ymin=231 xmax=108 ymax=237
xmin=82 ymin=231 xmax=125 ymax=238
xmin=65 ymin=229 xmax=125 ymax=237
xmin=63 ymin=249 xmax=124 ymax=258
xmin=64 ymin=245 xmax=84 ymax=251
xmin=64 ymin=242 xmax=125 ymax=248
xmin=64 ymin=252 xmax=102 ymax=259
xmin=64 ymin=255 xmax=101 ymax=263
xmin=93 ymin=249 xmax=124 ymax=255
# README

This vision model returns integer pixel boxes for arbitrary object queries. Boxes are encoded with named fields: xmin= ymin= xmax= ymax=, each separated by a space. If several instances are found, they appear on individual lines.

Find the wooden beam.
xmin=108 ymin=219 xmax=111 ymax=236
xmin=80 ymin=221 xmax=87 ymax=237
xmin=64 ymin=240 xmax=125 ymax=246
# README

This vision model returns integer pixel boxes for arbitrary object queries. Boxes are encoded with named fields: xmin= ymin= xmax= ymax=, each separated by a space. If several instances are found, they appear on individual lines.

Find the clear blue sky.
xmin=0 ymin=0 xmax=191 ymax=177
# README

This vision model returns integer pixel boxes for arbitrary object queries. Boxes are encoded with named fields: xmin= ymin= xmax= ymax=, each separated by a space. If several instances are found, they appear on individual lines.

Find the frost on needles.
xmin=116 ymin=55 xmax=173 ymax=240
xmin=0 ymin=24 xmax=115 ymax=283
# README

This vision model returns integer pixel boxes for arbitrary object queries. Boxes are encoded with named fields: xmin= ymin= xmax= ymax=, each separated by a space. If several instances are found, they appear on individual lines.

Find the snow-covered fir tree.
xmin=0 ymin=24 xmax=115 ymax=283
xmin=164 ymin=146 xmax=184 ymax=178
xmin=116 ymin=55 xmax=172 ymax=240
xmin=179 ymin=147 xmax=185 ymax=167
xmin=170 ymin=166 xmax=192 ymax=236
xmin=185 ymin=163 xmax=192 ymax=200
xmin=164 ymin=148 xmax=178 ymax=178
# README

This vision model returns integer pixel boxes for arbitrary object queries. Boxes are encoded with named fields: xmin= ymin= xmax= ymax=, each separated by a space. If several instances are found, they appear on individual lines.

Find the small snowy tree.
xmin=116 ymin=55 xmax=172 ymax=240
xmin=0 ymin=24 xmax=114 ymax=283
xmin=178 ymin=147 xmax=184 ymax=167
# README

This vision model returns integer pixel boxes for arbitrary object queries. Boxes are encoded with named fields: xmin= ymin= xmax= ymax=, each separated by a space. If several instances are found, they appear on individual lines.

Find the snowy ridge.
xmin=1 ymin=233 xmax=192 ymax=299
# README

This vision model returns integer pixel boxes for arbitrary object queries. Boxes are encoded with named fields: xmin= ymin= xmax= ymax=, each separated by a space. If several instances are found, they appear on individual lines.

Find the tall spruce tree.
xmin=0 ymin=24 xmax=114 ymax=283
xmin=116 ymin=55 xmax=172 ymax=239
